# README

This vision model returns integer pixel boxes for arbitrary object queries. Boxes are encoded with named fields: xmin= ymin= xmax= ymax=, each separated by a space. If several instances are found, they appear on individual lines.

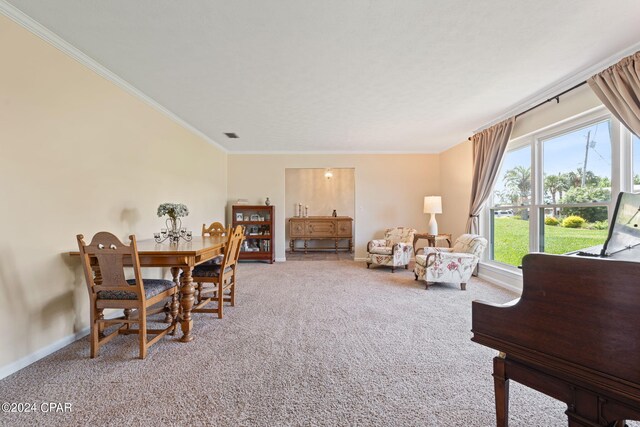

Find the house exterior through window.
xmin=485 ymin=107 xmax=636 ymax=269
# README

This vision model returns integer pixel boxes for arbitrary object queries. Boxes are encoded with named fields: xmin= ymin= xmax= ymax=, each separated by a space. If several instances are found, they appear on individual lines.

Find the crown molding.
xmin=474 ymin=40 xmax=640 ymax=134
xmin=229 ymin=149 xmax=441 ymax=155
xmin=0 ymin=0 xmax=228 ymax=153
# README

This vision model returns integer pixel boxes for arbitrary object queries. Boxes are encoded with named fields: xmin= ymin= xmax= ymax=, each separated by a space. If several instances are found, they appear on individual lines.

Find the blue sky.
xmin=494 ymin=121 xmax=640 ymax=195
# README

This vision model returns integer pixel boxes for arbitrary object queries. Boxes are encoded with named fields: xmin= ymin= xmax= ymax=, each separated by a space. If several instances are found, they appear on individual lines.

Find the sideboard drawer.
xmin=290 ymin=221 xmax=306 ymax=237
xmin=306 ymin=220 xmax=336 ymax=236
xmin=337 ymin=219 xmax=352 ymax=237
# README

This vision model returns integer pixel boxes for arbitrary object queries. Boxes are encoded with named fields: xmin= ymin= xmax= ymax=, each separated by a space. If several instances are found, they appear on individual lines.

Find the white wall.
xmin=438 ymin=140 xmax=473 ymax=242
xmin=511 ymin=84 xmax=602 ymax=139
xmin=0 ymin=15 xmax=227 ymax=372
xmin=228 ymin=154 xmax=440 ymax=260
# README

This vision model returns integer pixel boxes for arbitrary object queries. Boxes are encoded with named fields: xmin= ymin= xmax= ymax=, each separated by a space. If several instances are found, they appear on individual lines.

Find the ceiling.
xmin=4 ymin=1 xmax=640 ymax=153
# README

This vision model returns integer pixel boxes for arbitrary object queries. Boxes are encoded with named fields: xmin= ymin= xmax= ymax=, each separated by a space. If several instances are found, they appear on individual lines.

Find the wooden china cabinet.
xmin=232 ymin=205 xmax=274 ymax=263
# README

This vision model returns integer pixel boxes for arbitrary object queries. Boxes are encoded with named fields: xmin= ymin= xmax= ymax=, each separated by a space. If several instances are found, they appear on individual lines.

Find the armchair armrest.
xmin=436 ymin=252 xmax=478 ymax=263
xmin=367 ymin=239 xmax=387 ymax=252
xmin=392 ymin=242 xmax=413 ymax=256
xmin=424 ymin=251 xmax=477 ymax=268
xmin=416 ymin=246 xmax=452 ymax=256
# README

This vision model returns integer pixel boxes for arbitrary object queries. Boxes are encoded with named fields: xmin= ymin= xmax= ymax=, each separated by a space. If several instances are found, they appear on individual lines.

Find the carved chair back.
xmin=202 ymin=221 xmax=227 ymax=237
xmin=221 ymin=225 xmax=245 ymax=274
xmin=77 ymin=232 xmax=144 ymax=302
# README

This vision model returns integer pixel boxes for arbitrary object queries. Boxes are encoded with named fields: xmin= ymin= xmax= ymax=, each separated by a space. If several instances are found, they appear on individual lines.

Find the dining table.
xmin=70 ymin=235 xmax=227 ymax=343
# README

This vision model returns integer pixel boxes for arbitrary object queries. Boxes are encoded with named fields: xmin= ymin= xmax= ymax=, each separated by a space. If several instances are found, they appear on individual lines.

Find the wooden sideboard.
xmin=289 ymin=216 xmax=353 ymax=253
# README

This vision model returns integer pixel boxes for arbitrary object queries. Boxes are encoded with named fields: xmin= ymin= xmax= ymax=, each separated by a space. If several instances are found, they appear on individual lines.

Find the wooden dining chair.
xmin=193 ymin=221 xmax=229 ymax=303
xmin=77 ymin=232 xmax=179 ymax=359
xmin=202 ymin=221 xmax=227 ymax=237
xmin=190 ymin=225 xmax=244 ymax=319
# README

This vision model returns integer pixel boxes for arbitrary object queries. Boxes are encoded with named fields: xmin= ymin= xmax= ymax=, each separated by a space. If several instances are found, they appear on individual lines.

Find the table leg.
xmin=335 ymin=239 xmax=338 ymax=253
xmin=304 ymin=239 xmax=308 ymax=254
xmin=179 ymin=266 xmax=195 ymax=342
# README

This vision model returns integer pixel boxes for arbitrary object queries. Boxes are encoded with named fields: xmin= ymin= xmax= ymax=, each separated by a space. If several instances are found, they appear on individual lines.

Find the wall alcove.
xmin=285 ymin=168 xmax=355 ymax=257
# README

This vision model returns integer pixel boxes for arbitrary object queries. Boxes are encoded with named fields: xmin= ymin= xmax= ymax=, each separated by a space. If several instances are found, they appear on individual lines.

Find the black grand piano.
xmin=472 ymin=192 xmax=640 ymax=426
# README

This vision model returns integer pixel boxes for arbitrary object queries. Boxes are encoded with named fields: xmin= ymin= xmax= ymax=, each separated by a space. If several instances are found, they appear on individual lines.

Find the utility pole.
xmin=581 ymin=130 xmax=591 ymax=187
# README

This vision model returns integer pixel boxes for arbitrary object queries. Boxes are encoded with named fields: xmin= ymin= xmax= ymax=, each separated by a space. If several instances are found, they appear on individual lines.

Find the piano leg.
xmin=493 ymin=356 xmax=510 ymax=427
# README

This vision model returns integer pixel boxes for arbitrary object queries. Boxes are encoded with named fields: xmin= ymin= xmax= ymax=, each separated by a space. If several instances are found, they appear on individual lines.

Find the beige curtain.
xmin=466 ymin=118 xmax=515 ymax=234
xmin=588 ymin=51 xmax=640 ymax=136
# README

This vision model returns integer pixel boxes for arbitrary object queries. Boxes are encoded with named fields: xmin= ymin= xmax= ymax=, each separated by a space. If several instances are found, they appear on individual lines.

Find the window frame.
xmin=483 ymin=106 xmax=631 ymax=271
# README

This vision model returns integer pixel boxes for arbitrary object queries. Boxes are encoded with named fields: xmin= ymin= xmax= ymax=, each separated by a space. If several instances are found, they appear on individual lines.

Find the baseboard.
xmin=477 ymin=262 xmax=523 ymax=294
xmin=0 ymin=310 xmax=121 ymax=380
xmin=0 ymin=328 xmax=89 ymax=380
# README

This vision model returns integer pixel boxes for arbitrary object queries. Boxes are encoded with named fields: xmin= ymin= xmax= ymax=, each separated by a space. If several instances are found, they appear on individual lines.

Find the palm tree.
xmin=565 ymin=168 xmax=600 ymax=188
xmin=544 ymin=173 xmax=569 ymax=205
xmin=565 ymin=170 xmax=581 ymax=188
xmin=503 ymin=166 xmax=531 ymax=205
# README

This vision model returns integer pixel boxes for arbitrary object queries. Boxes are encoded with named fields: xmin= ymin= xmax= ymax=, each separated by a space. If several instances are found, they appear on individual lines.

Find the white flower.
xmin=157 ymin=203 xmax=189 ymax=219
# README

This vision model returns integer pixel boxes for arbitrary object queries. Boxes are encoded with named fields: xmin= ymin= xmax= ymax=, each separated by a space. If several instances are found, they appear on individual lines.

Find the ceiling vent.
xmin=224 ymin=132 xmax=239 ymax=139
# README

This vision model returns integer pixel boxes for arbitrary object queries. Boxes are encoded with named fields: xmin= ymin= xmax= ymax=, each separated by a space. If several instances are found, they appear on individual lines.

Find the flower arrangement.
xmin=157 ymin=203 xmax=189 ymax=220
xmin=155 ymin=203 xmax=192 ymax=243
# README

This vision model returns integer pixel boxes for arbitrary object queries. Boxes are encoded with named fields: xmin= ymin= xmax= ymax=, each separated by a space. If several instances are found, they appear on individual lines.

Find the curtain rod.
xmin=468 ymin=80 xmax=588 ymax=140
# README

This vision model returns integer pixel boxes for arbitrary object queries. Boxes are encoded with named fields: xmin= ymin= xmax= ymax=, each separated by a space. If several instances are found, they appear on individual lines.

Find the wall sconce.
xmin=324 ymin=169 xmax=333 ymax=179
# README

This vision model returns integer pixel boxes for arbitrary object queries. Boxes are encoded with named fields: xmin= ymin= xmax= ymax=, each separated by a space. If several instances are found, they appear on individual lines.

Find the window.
xmin=490 ymin=146 xmax=530 ymax=266
xmin=540 ymin=120 xmax=611 ymax=255
xmin=486 ymin=109 xmax=628 ymax=268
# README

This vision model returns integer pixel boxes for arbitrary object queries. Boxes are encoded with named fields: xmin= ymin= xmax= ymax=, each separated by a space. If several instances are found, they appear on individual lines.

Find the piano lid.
xmin=602 ymin=191 xmax=640 ymax=257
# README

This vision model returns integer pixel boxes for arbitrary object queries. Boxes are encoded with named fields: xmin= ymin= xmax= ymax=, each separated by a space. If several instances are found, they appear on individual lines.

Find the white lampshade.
xmin=423 ymin=196 xmax=442 ymax=214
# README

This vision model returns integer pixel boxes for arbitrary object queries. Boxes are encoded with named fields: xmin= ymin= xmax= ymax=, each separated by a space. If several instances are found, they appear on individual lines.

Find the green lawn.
xmin=493 ymin=217 xmax=608 ymax=266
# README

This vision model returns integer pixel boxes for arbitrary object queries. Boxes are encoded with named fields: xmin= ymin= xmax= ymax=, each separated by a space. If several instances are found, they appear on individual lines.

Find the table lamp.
xmin=423 ymin=196 xmax=442 ymax=235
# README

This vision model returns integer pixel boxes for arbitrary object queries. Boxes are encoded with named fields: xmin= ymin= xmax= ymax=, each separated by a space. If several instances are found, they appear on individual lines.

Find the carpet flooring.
xmin=0 ymin=260 xmax=630 ymax=426
xmin=285 ymin=251 xmax=354 ymax=261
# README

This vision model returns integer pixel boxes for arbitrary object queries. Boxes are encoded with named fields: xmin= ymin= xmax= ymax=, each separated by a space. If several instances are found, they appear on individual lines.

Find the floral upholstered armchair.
xmin=366 ymin=227 xmax=416 ymax=272
xmin=414 ymin=234 xmax=487 ymax=290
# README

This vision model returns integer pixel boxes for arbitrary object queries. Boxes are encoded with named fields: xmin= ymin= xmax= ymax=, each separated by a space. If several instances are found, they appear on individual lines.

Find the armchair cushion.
xmin=190 ymin=264 xmax=233 ymax=278
xmin=383 ymin=227 xmax=416 ymax=246
xmin=368 ymin=246 xmax=393 ymax=255
xmin=451 ymin=234 xmax=487 ymax=258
